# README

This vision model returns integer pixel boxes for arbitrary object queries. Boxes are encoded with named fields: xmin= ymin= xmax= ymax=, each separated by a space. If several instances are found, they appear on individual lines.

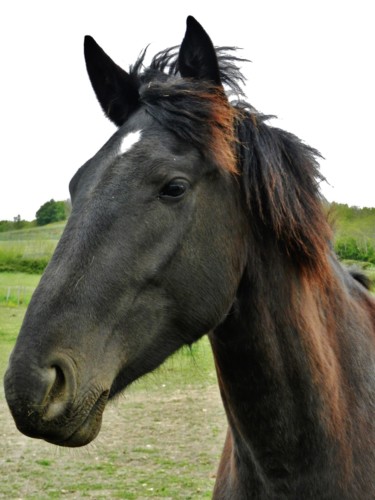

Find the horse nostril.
xmin=42 ymin=358 xmax=77 ymax=421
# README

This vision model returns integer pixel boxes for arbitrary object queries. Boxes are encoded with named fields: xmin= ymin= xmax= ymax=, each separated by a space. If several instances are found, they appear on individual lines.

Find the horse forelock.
xmin=138 ymin=80 xmax=238 ymax=174
xmin=128 ymin=45 xmax=246 ymax=175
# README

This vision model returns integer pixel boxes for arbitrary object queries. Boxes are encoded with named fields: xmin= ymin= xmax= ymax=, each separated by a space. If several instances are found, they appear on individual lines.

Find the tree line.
xmin=0 ymin=200 xmax=71 ymax=232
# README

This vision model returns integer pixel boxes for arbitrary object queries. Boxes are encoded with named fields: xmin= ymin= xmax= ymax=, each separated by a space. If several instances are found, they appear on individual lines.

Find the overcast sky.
xmin=1 ymin=0 xmax=374 ymax=221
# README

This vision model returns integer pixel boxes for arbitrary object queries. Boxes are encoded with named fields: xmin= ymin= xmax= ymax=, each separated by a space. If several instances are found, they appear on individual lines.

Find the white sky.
xmin=1 ymin=0 xmax=374 ymax=221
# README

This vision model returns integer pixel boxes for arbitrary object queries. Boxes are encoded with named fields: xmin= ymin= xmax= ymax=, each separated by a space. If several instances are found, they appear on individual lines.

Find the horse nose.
xmin=42 ymin=355 xmax=77 ymax=421
xmin=4 ymin=353 xmax=77 ymax=434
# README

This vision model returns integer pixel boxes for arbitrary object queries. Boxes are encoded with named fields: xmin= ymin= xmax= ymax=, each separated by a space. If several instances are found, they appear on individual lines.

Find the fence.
xmin=0 ymin=286 xmax=36 ymax=306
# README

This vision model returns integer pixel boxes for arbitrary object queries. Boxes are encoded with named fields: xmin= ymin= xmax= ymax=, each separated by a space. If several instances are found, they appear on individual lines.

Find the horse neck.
xmin=209 ymin=252 xmax=351 ymax=490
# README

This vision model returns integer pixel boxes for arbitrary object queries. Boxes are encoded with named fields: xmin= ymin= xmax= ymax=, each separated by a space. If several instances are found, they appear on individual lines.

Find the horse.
xmin=4 ymin=16 xmax=375 ymax=499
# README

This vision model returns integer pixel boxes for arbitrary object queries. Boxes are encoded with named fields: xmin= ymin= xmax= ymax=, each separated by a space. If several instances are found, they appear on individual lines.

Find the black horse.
xmin=5 ymin=17 xmax=375 ymax=499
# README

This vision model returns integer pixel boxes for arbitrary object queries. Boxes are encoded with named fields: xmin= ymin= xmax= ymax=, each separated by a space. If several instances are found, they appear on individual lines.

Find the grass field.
xmin=0 ymin=294 xmax=225 ymax=499
xmin=0 ymin=223 xmax=64 ymax=273
xmin=0 ymin=272 xmax=41 ymax=306
xmin=0 ymin=222 xmax=66 ymax=242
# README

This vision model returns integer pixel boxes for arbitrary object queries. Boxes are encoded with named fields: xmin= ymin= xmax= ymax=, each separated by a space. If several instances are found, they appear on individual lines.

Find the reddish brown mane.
xmin=293 ymin=276 xmax=352 ymax=473
xmin=140 ymin=82 xmax=238 ymax=174
xmin=199 ymin=89 xmax=238 ymax=174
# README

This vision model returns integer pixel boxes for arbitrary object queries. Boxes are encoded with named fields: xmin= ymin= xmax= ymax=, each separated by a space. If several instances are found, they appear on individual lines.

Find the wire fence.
xmin=0 ymin=286 xmax=36 ymax=306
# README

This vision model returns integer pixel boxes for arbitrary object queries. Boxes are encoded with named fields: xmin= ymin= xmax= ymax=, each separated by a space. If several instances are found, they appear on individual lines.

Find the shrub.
xmin=335 ymin=237 xmax=375 ymax=264
xmin=0 ymin=219 xmax=36 ymax=232
xmin=0 ymin=250 xmax=49 ymax=274
xmin=36 ymin=200 xmax=68 ymax=226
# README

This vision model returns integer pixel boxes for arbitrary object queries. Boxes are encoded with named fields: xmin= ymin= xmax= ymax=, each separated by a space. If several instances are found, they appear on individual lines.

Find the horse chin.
xmin=50 ymin=390 xmax=109 ymax=448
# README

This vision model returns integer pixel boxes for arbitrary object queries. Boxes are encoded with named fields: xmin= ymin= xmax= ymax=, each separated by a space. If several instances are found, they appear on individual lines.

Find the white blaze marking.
xmin=119 ymin=130 xmax=142 ymax=155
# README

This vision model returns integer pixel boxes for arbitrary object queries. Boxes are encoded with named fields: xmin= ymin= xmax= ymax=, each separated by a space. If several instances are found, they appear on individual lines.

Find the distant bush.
xmin=330 ymin=203 xmax=375 ymax=243
xmin=0 ymin=219 xmax=36 ymax=233
xmin=0 ymin=252 xmax=49 ymax=274
xmin=36 ymin=200 xmax=69 ymax=226
xmin=335 ymin=237 xmax=375 ymax=264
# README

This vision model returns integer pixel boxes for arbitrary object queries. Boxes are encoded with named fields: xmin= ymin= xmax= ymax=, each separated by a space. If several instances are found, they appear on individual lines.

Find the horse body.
xmin=4 ymin=16 xmax=375 ymax=498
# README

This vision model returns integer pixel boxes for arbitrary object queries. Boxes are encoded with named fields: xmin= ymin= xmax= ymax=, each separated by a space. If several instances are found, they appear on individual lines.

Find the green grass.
xmin=0 ymin=222 xmax=64 ymax=273
xmin=0 ymin=307 xmax=25 ymax=377
xmin=0 ymin=272 xmax=40 ymax=306
xmin=366 ymin=266 xmax=375 ymax=286
xmin=127 ymin=341 xmax=217 ymax=393
xmin=331 ymin=204 xmax=375 ymax=264
xmin=0 ymin=221 xmax=66 ymax=241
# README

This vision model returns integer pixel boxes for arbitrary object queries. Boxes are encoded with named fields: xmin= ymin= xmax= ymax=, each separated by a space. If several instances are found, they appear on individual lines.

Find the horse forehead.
xmin=118 ymin=130 xmax=142 ymax=155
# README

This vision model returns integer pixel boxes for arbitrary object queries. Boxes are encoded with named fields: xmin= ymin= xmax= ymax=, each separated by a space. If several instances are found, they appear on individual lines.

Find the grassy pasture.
xmin=0 ymin=272 xmax=40 ymax=306
xmin=0 ymin=223 xmax=64 ymax=273
xmin=0 ymin=222 xmax=66 ymax=242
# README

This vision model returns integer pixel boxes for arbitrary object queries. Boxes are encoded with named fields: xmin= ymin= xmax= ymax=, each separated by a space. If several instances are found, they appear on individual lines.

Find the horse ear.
xmin=178 ymin=16 xmax=221 ymax=86
xmin=84 ymin=36 xmax=139 ymax=127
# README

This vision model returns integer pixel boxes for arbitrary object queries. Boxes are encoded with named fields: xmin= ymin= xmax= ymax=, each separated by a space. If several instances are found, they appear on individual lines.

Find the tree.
xmin=36 ymin=199 xmax=68 ymax=226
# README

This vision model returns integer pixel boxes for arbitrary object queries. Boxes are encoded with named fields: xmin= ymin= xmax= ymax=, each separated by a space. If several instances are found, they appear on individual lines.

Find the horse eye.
xmin=159 ymin=179 xmax=189 ymax=200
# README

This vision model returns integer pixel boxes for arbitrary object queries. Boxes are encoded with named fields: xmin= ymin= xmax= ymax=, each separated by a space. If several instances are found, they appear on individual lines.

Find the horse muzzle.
xmin=4 ymin=352 xmax=109 ymax=447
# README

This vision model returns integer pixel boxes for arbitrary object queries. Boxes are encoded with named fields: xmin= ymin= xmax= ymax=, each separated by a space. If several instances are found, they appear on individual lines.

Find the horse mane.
xmin=236 ymin=112 xmax=332 ymax=274
xmin=130 ymin=45 xmax=332 ymax=275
